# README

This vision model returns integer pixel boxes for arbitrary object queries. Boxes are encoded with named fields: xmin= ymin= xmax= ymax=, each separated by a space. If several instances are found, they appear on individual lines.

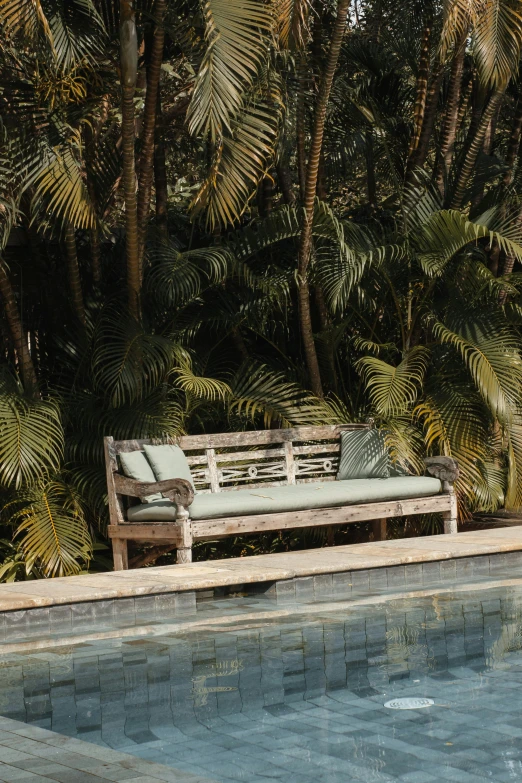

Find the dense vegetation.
xmin=2 ymin=0 xmax=522 ymax=578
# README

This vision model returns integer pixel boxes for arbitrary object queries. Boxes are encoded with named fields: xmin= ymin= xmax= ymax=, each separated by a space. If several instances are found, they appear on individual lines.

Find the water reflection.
xmin=1 ymin=586 xmax=522 ymax=782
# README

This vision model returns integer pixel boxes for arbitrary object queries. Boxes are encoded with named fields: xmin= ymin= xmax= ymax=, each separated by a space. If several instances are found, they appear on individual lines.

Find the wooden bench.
xmin=104 ymin=424 xmax=459 ymax=570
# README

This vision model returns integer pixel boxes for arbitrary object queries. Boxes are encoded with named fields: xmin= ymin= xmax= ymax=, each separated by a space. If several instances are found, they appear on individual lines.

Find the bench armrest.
xmin=113 ymin=474 xmax=194 ymax=506
xmin=423 ymin=456 xmax=459 ymax=483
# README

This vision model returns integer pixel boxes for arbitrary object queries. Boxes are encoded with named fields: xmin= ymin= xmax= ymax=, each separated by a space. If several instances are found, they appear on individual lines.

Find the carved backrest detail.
xmin=106 ymin=424 xmax=368 ymax=495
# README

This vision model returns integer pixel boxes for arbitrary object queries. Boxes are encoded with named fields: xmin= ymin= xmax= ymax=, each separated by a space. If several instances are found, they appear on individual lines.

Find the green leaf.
xmin=91 ymin=312 xmax=176 ymax=406
xmin=187 ymin=0 xmax=275 ymax=142
xmin=357 ymin=347 xmax=429 ymax=416
xmin=0 ymin=393 xmax=63 ymax=489
xmin=229 ymin=362 xmax=339 ymax=427
xmin=5 ymin=480 xmax=92 ymax=577
xmin=191 ymin=77 xmax=283 ymax=229
xmin=429 ymin=316 xmax=522 ymax=424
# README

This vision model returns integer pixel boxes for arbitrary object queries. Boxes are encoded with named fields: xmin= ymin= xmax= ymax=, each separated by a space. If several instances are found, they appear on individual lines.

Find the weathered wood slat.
xmin=215 ymin=447 xmax=286 ymax=462
xmin=108 ymin=525 xmax=181 ymax=542
xmin=285 ymin=441 xmax=296 ymax=484
xmin=111 ymin=424 xmax=368 ymax=454
xmin=191 ymin=496 xmax=451 ymax=539
xmin=293 ymin=443 xmax=340 ymax=455
xmin=206 ymin=448 xmax=220 ymax=493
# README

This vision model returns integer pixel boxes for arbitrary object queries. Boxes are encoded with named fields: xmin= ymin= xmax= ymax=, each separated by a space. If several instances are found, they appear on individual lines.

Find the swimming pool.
xmin=2 ymin=579 xmax=522 ymax=783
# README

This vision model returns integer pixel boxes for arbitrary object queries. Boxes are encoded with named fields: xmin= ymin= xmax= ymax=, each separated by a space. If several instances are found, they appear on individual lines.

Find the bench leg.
xmin=442 ymin=484 xmax=458 ymax=534
xmin=371 ymin=518 xmax=387 ymax=541
xmin=112 ymin=538 xmax=128 ymax=570
xmin=176 ymin=505 xmax=193 ymax=564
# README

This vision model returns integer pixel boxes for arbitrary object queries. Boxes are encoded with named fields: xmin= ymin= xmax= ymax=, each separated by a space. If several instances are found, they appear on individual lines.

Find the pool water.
xmin=2 ymin=582 xmax=522 ymax=783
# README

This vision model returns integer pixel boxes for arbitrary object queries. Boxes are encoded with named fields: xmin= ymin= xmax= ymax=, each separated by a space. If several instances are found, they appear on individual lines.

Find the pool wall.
xmin=1 ymin=548 xmax=521 ymax=646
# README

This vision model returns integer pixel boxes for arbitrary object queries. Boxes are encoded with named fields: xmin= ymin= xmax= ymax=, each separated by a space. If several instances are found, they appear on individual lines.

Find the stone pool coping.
xmin=0 ymin=717 xmax=216 ymax=783
xmin=1 ymin=527 xmax=522 ymax=612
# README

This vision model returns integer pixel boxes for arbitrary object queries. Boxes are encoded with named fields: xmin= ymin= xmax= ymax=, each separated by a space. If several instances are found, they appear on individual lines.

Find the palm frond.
xmin=187 ymin=0 xmax=275 ymax=142
xmin=415 ymin=380 xmax=502 ymax=509
xmin=191 ymin=76 xmax=283 ymax=229
xmin=473 ymin=0 xmax=522 ymax=88
xmin=0 ymin=393 xmax=63 ymax=489
xmin=230 ymin=361 xmax=340 ymax=427
xmin=0 ymin=0 xmax=54 ymax=47
xmin=91 ymin=312 xmax=176 ymax=406
xmin=357 ymin=347 xmax=429 ymax=416
xmin=173 ymin=359 xmax=231 ymax=402
xmin=23 ymin=134 xmax=96 ymax=229
xmin=429 ymin=316 xmax=522 ymax=423
xmin=4 ymin=480 xmax=92 ymax=577
xmin=416 ymin=209 xmax=522 ymax=276
xmin=278 ymin=0 xmax=309 ymax=50
xmin=146 ymin=242 xmax=235 ymax=308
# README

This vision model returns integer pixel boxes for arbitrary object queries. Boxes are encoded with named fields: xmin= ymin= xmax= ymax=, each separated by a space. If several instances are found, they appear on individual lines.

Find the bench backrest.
xmin=105 ymin=424 xmax=368 ymax=496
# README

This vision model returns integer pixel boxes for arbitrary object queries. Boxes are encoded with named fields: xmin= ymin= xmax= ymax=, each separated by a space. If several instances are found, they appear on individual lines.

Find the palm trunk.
xmin=434 ymin=34 xmax=467 ymax=194
xmin=296 ymin=53 xmax=308 ymax=201
xmin=0 ymin=259 xmax=38 ymax=391
xmin=120 ymin=0 xmax=140 ymax=319
xmin=85 ymin=98 xmax=109 ymax=284
xmin=154 ymin=93 xmax=169 ymax=237
xmin=408 ymin=6 xmax=433 ymax=158
xmin=365 ymin=131 xmax=376 ymax=205
xmin=486 ymin=96 xmax=522 ymax=275
xmin=297 ymin=0 xmax=351 ymax=398
xmin=137 ymin=0 xmax=167 ymax=260
xmin=315 ymin=284 xmax=338 ymax=394
xmin=276 ymin=161 xmax=295 ymax=205
xmin=450 ymin=89 xmax=505 ymax=209
xmin=64 ymin=223 xmax=86 ymax=327
xmin=407 ymin=61 xmax=444 ymax=178
xmin=504 ymin=93 xmax=522 ymax=186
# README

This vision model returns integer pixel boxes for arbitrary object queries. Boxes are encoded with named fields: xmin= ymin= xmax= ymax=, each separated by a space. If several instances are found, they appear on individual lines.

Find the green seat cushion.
xmin=119 ymin=451 xmax=162 ymax=503
xmin=337 ymin=429 xmax=390 ymax=480
xmin=126 ymin=476 xmax=441 ymax=522
xmin=143 ymin=444 xmax=195 ymax=489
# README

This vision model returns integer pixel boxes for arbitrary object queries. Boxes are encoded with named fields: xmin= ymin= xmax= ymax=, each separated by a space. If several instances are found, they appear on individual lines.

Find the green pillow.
xmin=336 ymin=429 xmax=390 ymax=480
xmin=119 ymin=451 xmax=162 ymax=502
xmin=143 ymin=444 xmax=195 ymax=490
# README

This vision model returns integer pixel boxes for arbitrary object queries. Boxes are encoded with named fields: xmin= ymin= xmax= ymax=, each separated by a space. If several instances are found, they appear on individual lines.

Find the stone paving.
xmin=0 ymin=717 xmax=215 ymax=783
xmin=3 ymin=578 xmax=522 ymax=781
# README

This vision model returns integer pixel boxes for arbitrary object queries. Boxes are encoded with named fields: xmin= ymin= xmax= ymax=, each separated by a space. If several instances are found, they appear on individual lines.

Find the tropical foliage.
xmin=2 ymin=0 xmax=522 ymax=577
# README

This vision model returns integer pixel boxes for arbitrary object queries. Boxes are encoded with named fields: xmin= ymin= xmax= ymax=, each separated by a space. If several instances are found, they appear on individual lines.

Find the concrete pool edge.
xmin=1 ymin=527 xmax=522 ymax=613
xmin=0 ymin=716 xmax=217 ymax=783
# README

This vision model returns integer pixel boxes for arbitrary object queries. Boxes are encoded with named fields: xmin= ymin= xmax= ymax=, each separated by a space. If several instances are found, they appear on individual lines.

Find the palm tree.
xmin=3 ymin=0 xmax=522 ymax=579
xmin=120 ymin=0 xmax=141 ymax=317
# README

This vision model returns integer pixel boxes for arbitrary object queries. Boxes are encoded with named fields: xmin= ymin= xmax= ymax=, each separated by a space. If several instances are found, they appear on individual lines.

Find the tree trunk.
xmin=154 ymin=93 xmax=169 ymax=237
xmin=365 ymin=131 xmax=376 ymax=205
xmin=450 ymin=89 xmax=505 ymax=209
xmin=276 ymin=162 xmax=295 ymax=205
xmin=84 ymin=97 xmax=109 ymax=284
xmin=120 ymin=0 xmax=140 ymax=319
xmin=64 ymin=223 xmax=86 ymax=327
xmin=434 ymin=34 xmax=467 ymax=195
xmin=315 ymin=284 xmax=338 ymax=394
xmin=408 ymin=5 xmax=434 ymax=158
xmin=0 ymin=259 xmax=38 ymax=391
xmin=296 ymin=53 xmax=308 ymax=201
xmin=407 ymin=61 xmax=444 ymax=179
xmin=504 ymin=92 xmax=522 ymax=186
xmin=137 ymin=0 xmax=167 ymax=260
xmin=297 ymin=0 xmax=350 ymax=398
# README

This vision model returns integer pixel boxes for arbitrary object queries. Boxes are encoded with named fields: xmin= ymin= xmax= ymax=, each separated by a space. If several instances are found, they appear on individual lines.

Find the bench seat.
xmin=126 ymin=476 xmax=442 ymax=522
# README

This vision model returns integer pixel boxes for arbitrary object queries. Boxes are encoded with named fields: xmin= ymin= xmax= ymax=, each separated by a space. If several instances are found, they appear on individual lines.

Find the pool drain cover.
xmin=384 ymin=697 xmax=434 ymax=710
